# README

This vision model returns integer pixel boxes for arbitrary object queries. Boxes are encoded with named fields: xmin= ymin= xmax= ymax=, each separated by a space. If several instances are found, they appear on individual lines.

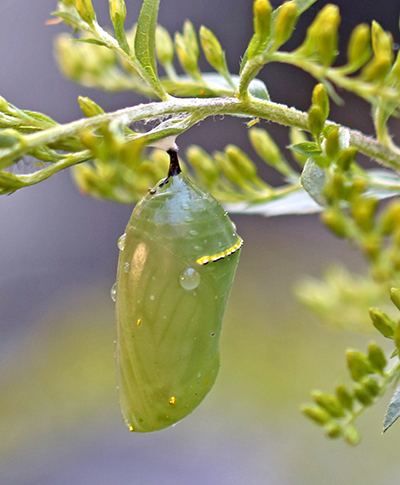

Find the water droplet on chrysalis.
xmin=184 ymin=216 xmax=194 ymax=223
xmin=150 ymin=295 xmax=155 ymax=301
xmin=179 ymin=267 xmax=201 ymax=290
xmin=110 ymin=283 xmax=117 ymax=302
xmin=123 ymin=262 xmax=130 ymax=273
xmin=189 ymin=229 xmax=198 ymax=236
xmin=117 ymin=233 xmax=126 ymax=251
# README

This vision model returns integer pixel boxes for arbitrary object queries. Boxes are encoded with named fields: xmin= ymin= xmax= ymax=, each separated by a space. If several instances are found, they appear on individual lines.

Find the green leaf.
xmin=300 ymin=158 xmax=326 ymax=206
xmin=134 ymin=0 xmax=166 ymax=99
xmin=73 ymin=38 xmax=109 ymax=47
xmin=289 ymin=142 xmax=322 ymax=157
xmin=225 ymin=188 xmax=322 ymax=217
xmin=383 ymin=385 xmax=400 ymax=433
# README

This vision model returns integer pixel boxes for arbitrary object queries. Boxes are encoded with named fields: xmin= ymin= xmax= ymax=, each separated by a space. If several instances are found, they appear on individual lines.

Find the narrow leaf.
xmin=289 ymin=142 xmax=322 ymax=157
xmin=134 ymin=0 xmax=166 ymax=98
xmin=72 ymin=38 xmax=110 ymax=47
xmin=383 ymin=385 xmax=400 ymax=433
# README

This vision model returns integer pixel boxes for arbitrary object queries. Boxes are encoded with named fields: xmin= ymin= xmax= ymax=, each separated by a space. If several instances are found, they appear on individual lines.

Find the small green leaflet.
xmin=134 ymin=0 xmax=167 ymax=99
xmin=383 ymin=385 xmax=400 ymax=432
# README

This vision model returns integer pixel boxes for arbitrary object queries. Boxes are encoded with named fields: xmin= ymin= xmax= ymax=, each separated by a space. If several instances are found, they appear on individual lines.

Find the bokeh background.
xmin=1 ymin=1 xmax=400 ymax=484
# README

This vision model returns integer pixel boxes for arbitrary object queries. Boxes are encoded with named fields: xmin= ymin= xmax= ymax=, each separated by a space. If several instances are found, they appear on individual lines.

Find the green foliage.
xmin=2 ymin=0 xmax=400 ymax=444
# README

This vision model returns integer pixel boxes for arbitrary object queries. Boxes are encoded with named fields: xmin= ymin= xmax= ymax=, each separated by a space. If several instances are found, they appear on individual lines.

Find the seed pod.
xmin=115 ymin=149 xmax=242 ymax=432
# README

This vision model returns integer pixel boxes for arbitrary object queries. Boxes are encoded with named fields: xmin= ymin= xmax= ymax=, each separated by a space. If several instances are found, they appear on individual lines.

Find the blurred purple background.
xmin=1 ymin=1 xmax=400 ymax=484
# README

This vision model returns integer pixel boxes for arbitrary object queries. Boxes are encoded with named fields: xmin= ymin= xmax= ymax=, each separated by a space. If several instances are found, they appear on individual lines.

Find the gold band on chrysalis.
xmin=196 ymin=237 xmax=243 ymax=265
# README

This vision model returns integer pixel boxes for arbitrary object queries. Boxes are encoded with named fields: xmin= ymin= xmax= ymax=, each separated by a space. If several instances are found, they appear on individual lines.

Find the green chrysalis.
xmin=114 ymin=149 xmax=242 ymax=432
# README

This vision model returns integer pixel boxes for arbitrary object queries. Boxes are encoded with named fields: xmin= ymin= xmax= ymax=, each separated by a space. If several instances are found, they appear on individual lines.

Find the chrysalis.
xmin=115 ymin=149 xmax=242 ymax=432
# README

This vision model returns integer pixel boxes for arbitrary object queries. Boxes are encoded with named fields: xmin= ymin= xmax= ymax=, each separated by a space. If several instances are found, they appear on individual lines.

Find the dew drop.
xmin=194 ymin=245 xmax=202 ymax=251
xmin=184 ymin=216 xmax=194 ymax=223
xmin=231 ymin=221 xmax=237 ymax=232
xmin=198 ymin=372 xmax=201 ymax=378
xmin=123 ymin=262 xmax=130 ymax=273
xmin=182 ymin=203 xmax=190 ymax=210
xmin=189 ymin=229 xmax=198 ymax=236
xmin=110 ymin=283 xmax=117 ymax=302
xmin=150 ymin=295 xmax=155 ymax=301
xmin=117 ymin=233 xmax=126 ymax=251
xmin=179 ymin=267 xmax=201 ymax=290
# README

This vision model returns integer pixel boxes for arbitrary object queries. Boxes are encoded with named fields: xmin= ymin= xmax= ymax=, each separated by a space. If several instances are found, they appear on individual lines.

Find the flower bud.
xmin=354 ymin=383 xmax=373 ymax=405
xmin=347 ymin=24 xmax=371 ymax=69
xmin=156 ymin=25 xmax=174 ymax=66
xmin=368 ymin=342 xmax=387 ymax=372
xmin=109 ymin=0 xmax=126 ymax=25
xmin=74 ymin=0 xmax=96 ymax=25
xmin=253 ymin=0 xmax=272 ymax=43
xmin=312 ymin=84 xmax=330 ymax=121
xmin=324 ymin=421 xmax=343 ymax=439
xmin=311 ymin=391 xmax=345 ymax=418
xmin=301 ymin=405 xmax=331 ymax=425
xmin=325 ymin=126 xmax=340 ymax=159
xmin=186 ymin=146 xmax=219 ymax=185
xmin=346 ymin=349 xmax=374 ymax=382
xmin=369 ymin=307 xmax=396 ymax=338
xmin=351 ymin=197 xmax=378 ymax=232
xmin=344 ymin=425 xmax=360 ymax=446
xmin=390 ymin=288 xmax=400 ymax=311
xmin=78 ymin=96 xmax=105 ymax=117
xmin=335 ymin=384 xmax=353 ymax=411
xmin=200 ymin=26 xmax=226 ymax=74
xmin=321 ymin=208 xmax=348 ymax=238
xmin=273 ymin=1 xmax=298 ymax=49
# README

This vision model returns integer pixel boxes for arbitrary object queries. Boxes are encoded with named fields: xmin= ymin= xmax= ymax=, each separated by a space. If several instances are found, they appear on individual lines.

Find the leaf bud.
xmin=301 ymin=405 xmax=331 ymax=425
xmin=346 ymin=349 xmax=374 ymax=382
xmin=344 ymin=425 xmax=360 ymax=446
xmin=74 ymin=0 xmax=96 ymax=25
xmin=390 ymin=288 xmax=400 ymax=311
xmin=186 ymin=145 xmax=219 ymax=184
xmin=321 ymin=208 xmax=348 ymax=238
xmin=353 ymin=382 xmax=373 ymax=405
xmin=253 ymin=0 xmax=272 ymax=43
xmin=335 ymin=384 xmax=353 ymax=411
xmin=347 ymin=24 xmax=371 ymax=69
xmin=368 ymin=342 xmax=387 ymax=372
xmin=156 ymin=25 xmax=174 ymax=66
xmin=324 ymin=421 xmax=343 ymax=439
xmin=199 ymin=26 xmax=226 ymax=74
xmin=312 ymin=84 xmax=330 ymax=121
xmin=78 ymin=96 xmax=105 ymax=118
xmin=369 ymin=307 xmax=396 ymax=338
xmin=311 ymin=391 xmax=345 ymax=418
xmin=273 ymin=1 xmax=298 ymax=49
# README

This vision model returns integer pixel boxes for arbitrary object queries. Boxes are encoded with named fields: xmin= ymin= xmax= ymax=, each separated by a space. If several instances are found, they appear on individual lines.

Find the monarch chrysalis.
xmin=114 ymin=149 xmax=242 ymax=432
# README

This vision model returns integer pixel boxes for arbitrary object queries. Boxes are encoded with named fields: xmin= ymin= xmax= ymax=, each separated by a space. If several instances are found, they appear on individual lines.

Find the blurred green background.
xmin=1 ymin=1 xmax=400 ymax=484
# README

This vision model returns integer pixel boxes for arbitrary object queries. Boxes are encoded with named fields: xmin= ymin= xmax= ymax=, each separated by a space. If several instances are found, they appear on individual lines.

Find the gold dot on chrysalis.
xmin=129 ymin=426 xmax=134 ymax=432
xmin=137 ymin=318 xmax=142 ymax=327
xmin=169 ymin=396 xmax=176 ymax=405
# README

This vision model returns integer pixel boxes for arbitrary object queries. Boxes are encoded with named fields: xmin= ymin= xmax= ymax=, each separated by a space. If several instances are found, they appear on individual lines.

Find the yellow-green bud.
xmin=214 ymin=151 xmax=243 ymax=186
xmin=186 ymin=145 xmax=219 ymax=184
xmin=321 ymin=208 xmax=348 ymax=238
xmin=109 ymin=0 xmax=126 ymax=25
xmin=335 ymin=384 xmax=353 ymax=411
xmin=301 ymin=405 xmax=331 ymax=425
xmin=361 ymin=232 xmax=382 ymax=259
xmin=325 ymin=126 xmax=340 ymax=159
xmin=361 ymin=376 xmax=380 ymax=397
xmin=311 ymin=391 xmax=345 ymax=418
xmin=351 ymin=197 xmax=378 ymax=232
xmin=225 ymin=145 xmax=258 ymax=181
xmin=199 ymin=26 xmax=226 ymax=74
xmin=371 ymin=21 xmax=393 ymax=60
xmin=346 ymin=349 xmax=373 ymax=382
xmin=344 ymin=425 xmax=360 ymax=446
xmin=394 ymin=322 xmax=400 ymax=352
xmin=308 ymin=106 xmax=325 ymax=138
xmin=183 ymin=20 xmax=199 ymax=60
xmin=78 ymin=96 xmax=105 ymax=117
xmin=273 ymin=1 xmax=298 ymax=49
xmin=249 ymin=128 xmax=281 ymax=165
xmin=155 ymin=25 xmax=174 ymax=66
xmin=368 ymin=342 xmax=387 ymax=372
xmin=337 ymin=147 xmax=357 ymax=171
xmin=354 ymin=382 xmax=373 ymax=405
xmin=390 ymin=288 xmax=400 ymax=311
xmin=370 ymin=308 xmax=396 ymax=338
xmin=0 ymin=95 xmax=9 ymax=112
xmin=315 ymin=5 xmax=340 ymax=66
xmin=324 ymin=421 xmax=343 ymax=439
xmin=253 ymin=0 xmax=272 ymax=42
xmin=347 ymin=24 xmax=371 ymax=69
xmin=362 ymin=55 xmax=392 ymax=82
xmin=74 ymin=0 xmax=96 ymax=24
xmin=380 ymin=201 xmax=400 ymax=235
xmin=175 ymin=32 xmax=199 ymax=75
xmin=312 ymin=84 xmax=329 ymax=121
